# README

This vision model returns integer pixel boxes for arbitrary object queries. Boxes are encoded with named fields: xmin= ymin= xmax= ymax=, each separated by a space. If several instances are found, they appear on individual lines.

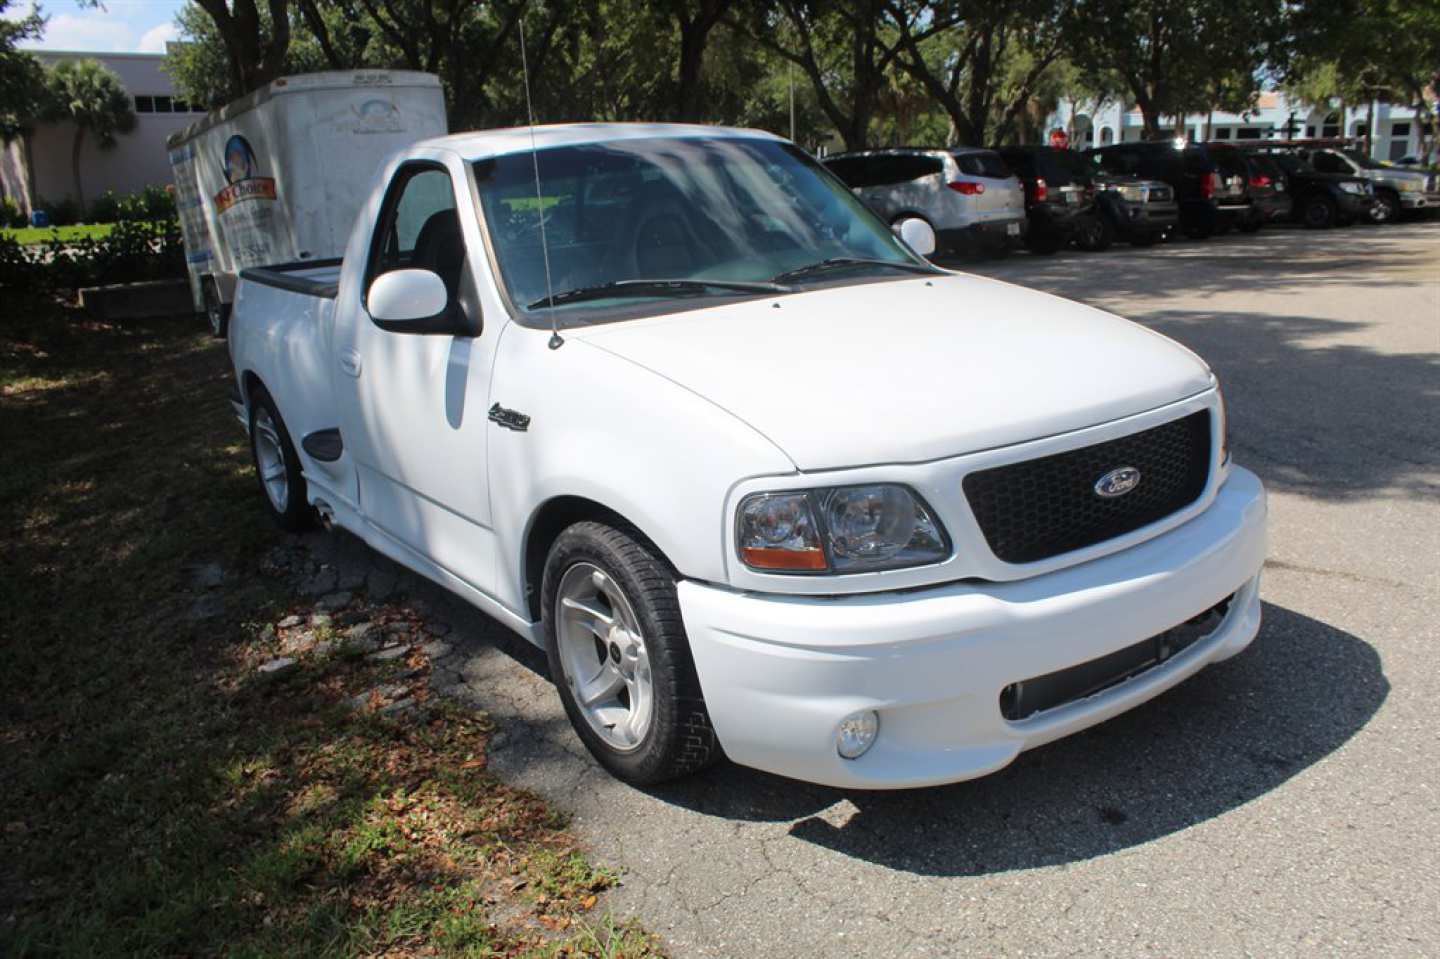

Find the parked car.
xmin=992 ymin=145 xmax=1109 ymax=253
xmin=824 ymin=147 xmax=1027 ymax=256
xmin=1297 ymin=145 xmax=1440 ymax=222
xmin=1244 ymin=146 xmax=1376 ymax=229
xmin=1086 ymin=141 xmax=1247 ymax=239
xmin=1203 ymin=143 xmax=1292 ymax=230
xmin=1090 ymin=174 xmax=1180 ymax=246
xmin=1234 ymin=152 xmax=1294 ymax=224
xmin=229 ymin=123 xmax=1266 ymax=790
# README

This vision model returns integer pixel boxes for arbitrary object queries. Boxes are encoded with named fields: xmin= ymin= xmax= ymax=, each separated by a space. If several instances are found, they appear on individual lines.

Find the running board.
xmin=301 ymin=428 xmax=344 ymax=462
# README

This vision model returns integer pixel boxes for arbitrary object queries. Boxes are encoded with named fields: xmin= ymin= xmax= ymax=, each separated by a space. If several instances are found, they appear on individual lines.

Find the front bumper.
xmin=680 ymin=466 xmax=1267 ymax=789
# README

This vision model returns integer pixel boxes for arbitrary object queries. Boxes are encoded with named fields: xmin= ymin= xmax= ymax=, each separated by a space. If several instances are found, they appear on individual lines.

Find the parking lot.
xmin=304 ymin=220 xmax=1439 ymax=956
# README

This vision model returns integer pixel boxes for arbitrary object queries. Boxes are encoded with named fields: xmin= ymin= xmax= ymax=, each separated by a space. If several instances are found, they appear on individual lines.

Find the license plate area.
xmin=1006 ymin=222 xmax=1021 ymax=236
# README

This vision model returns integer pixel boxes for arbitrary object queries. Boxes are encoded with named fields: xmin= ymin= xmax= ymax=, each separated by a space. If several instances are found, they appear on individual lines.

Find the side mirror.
xmin=893 ymin=216 xmax=937 ymax=257
xmin=367 ymin=269 xmax=451 ymax=332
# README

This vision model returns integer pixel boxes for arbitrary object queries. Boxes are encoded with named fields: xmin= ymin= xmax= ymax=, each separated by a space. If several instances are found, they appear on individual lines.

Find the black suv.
xmin=992 ymin=145 xmax=1108 ymax=253
xmin=1242 ymin=146 xmax=1376 ymax=229
xmin=1086 ymin=141 xmax=1248 ymax=239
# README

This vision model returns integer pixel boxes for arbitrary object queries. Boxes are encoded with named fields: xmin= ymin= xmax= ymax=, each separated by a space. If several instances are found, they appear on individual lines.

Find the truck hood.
xmin=576 ymin=274 xmax=1213 ymax=471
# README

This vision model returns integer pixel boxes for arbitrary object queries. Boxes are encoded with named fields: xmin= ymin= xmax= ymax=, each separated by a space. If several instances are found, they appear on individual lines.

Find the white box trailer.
xmin=166 ymin=70 xmax=447 ymax=335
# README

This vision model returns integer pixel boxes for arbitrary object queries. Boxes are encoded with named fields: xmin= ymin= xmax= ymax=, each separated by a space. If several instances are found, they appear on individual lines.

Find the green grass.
xmin=2 ymin=223 xmax=116 ymax=245
xmin=0 ymin=297 xmax=662 ymax=958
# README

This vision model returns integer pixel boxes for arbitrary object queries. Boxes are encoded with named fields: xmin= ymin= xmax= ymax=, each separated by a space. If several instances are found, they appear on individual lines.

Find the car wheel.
xmin=248 ymin=386 xmax=314 ymax=532
xmin=1302 ymin=195 xmax=1336 ymax=229
xmin=1372 ymin=191 xmax=1400 ymax=224
xmin=203 ymin=278 xmax=230 ymax=339
xmin=542 ymin=520 xmax=720 ymax=786
xmin=1074 ymin=216 xmax=1114 ymax=252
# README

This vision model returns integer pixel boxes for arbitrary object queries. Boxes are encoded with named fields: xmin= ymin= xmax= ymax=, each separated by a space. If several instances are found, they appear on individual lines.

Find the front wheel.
xmin=541 ymin=521 xmax=720 ymax=785
xmin=1371 ymin=192 xmax=1399 ymax=224
xmin=1074 ymin=215 xmax=1114 ymax=252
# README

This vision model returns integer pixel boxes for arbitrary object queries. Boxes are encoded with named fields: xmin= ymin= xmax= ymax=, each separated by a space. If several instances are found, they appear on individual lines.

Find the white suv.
xmin=825 ymin=147 xmax=1028 ymax=255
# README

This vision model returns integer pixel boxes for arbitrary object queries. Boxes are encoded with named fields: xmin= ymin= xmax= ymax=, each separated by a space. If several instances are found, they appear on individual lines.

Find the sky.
xmin=13 ymin=0 xmax=186 ymax=54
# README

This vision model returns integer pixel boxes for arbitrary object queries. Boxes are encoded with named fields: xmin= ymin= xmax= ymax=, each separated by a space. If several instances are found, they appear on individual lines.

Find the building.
xmin=1 ymin=50 xmax=205 ymax=217
xmin=1049 ymin=91 xmax=1429 ymax=161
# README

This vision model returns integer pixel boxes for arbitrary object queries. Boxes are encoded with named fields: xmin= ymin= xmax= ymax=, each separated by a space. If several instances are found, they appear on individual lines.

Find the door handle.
xmin=339 ymin=350 xmax=362 ymax=378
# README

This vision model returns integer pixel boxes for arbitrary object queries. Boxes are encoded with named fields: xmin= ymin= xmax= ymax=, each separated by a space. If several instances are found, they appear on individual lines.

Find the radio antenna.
xmin=519 ymin=14 xmax=562 ymax=350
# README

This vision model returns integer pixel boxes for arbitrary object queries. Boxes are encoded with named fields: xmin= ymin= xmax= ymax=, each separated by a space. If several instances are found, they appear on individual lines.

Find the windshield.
xmin=472 ymin=136 xmax=930 ymax=325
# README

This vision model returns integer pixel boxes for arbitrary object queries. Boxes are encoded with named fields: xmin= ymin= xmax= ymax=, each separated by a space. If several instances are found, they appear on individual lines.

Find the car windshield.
xmin=473 ymin=136 xmax=931 ymax=325
xmin=1048 ymin=149 xmax=1094 ymax=180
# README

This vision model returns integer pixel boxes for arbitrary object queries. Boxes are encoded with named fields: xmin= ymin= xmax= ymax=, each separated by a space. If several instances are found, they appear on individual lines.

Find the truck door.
xmin=335 ymin=159 xmax=499 ymax=593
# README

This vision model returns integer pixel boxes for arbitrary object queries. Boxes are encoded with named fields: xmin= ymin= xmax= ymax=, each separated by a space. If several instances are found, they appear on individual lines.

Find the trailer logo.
xmin=214 ymin=135 xmax=277 ymax=212
xmin=352 ymin=99 xmax=402 ymax=134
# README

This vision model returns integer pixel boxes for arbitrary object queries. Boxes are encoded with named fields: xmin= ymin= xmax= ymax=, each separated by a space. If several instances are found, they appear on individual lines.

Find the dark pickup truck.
xmin=1243 ymin=146 xmax=1376 ymax=229
xmin=1087 ymin=141 xmax=1245 ymax=239
xmin=992 ymin=145 xmax=1108 ymax=253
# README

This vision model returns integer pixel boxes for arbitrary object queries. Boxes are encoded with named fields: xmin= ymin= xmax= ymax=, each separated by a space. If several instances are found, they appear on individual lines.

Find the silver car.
xmin=824 ymin=147 xmax=1028 ymax=255
xmin=1303 ymin=146 xmax=1440 ymax=222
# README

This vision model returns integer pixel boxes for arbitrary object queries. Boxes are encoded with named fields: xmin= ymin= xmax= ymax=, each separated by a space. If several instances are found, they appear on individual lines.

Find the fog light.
xmin=836 ymin=710 xmax=879 ymax=760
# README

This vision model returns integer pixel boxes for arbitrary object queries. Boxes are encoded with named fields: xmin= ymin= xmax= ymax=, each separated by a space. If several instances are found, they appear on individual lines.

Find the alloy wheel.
xmin=554 ymin=562 xmax=654 ymax=752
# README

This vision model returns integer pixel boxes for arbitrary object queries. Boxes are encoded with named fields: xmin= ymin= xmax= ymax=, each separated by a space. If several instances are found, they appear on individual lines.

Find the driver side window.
xmin=370 ymin=165 xmax=465 ymax=298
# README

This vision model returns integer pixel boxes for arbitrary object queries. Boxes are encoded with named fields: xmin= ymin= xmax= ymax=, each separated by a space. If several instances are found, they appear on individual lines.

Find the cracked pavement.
xmin=285 ymin=221 xmax=1437 ymax=956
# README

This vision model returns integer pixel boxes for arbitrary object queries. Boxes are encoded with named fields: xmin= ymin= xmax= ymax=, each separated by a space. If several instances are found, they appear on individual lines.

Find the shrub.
xmin=90 ymin=185 xmax=178 ymax=225
xmin=1 ymin=195 xmax=27 ymax=229
xmin=37 ymin=196 xmax=81 ymax=227
xmin=0 ymin=219 xmax=186 ymax=293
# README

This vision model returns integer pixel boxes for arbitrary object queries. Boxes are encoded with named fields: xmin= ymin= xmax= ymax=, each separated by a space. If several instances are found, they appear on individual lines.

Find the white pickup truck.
xmin=228 ymin=122 xmax=1267 ymax=789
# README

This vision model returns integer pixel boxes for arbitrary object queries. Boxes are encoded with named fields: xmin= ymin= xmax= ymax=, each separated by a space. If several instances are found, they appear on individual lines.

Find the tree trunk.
xmin=1204 ymin=109 xmax=1213 ymax=142
xmin=71 ymin=127 xmax=86 ymax=217
xmin=1365 ymin=99 xmax=1375 ymax=157
xmin=675 ymin=22 xmax=707 ymax=121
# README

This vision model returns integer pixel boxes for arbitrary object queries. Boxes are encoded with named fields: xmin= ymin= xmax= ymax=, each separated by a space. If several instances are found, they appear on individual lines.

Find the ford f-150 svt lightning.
xmin=228 ymin=123 xmax=1267 ymax=789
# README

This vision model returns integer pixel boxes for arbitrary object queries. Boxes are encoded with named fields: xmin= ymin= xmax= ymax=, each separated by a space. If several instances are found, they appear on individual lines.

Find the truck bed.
xmin=240 ymin=259 xmax=343 ymax=299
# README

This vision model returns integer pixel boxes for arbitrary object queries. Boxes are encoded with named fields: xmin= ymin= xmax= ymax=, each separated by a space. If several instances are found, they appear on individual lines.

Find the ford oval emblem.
xmin=1094 ymin=466 xmax=1142 ymax=498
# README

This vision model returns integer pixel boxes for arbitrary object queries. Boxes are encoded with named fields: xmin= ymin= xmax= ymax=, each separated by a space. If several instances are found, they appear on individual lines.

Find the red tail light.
xmin=1033 ymin=177 xmax=1048 ymax=202
xmin=948 ymin=181 xmax=985 ymax=196
xmin=1248 ymin=174 xmax=1271 ymax=188
xmin=1201 ymin=172 xmax=1218 ymax=199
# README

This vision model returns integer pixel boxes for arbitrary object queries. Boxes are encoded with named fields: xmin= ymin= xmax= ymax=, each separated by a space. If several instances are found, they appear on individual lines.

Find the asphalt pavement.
xmin=355 ymin=219 xmax=1439 ymax=957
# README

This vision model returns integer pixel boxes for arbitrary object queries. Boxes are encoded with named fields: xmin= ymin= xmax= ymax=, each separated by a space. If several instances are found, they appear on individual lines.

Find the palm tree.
xmin=43 ymin=59 xmax=136 ymax=216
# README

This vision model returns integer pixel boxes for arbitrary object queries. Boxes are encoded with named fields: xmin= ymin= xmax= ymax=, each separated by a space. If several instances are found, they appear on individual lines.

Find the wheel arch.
xmin=522 ymin=495 xmax=676 ymax=622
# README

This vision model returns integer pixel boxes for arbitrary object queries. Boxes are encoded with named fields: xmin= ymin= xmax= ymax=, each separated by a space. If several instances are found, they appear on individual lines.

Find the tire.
xmin=1372 ymin=191 xmax=1400 ymax=224
xmin=1074 ymin=215 xmax=1114 ymax=252
xmin=1182 ymin=216 xmax=1214 ymax=240
xmin=203 ymin=278 xmax=230 ymax=339
xmin=1301 ymin=194 xmax=1336 ymax=229
xmin=541 ymin=521 xmax=720 ymax=785
xmin=247 ymin=386 xmax=314 ymax=532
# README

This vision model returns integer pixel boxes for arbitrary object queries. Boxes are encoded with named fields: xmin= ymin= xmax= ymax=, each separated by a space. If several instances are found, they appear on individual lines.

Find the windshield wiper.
xmin=770 ymin=257 xmax=937 ymax=285
xmin=527 ymin=278 xmax=788 ymax=310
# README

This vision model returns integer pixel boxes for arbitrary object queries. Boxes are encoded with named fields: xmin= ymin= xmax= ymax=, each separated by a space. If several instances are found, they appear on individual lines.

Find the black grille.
xmin=999 ymin=594 xmax=1234 ymax=721
xmin=963 ymin=411 xmax=1211 ymax=564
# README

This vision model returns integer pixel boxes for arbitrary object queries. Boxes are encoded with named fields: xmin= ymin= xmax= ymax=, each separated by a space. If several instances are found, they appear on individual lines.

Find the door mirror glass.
xmin=368 ymin=269 xmax=449 ymax=325
xmin=893 ymin=217 xmax=936 ymax=257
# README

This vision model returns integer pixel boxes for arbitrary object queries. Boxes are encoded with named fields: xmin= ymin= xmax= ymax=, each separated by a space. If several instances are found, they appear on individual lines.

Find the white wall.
xmin=2 ymin=51 xmax=201 ymax=217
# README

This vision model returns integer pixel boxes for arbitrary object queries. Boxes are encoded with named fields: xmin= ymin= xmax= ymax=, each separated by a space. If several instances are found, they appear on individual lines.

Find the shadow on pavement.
xmin=646 ymin=602 xmax=1387 ymax=877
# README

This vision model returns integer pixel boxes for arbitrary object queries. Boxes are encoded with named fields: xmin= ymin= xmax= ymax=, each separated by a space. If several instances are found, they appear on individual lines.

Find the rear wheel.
xmin=1301 ymin=194 xmax=1336 ymax=229
xmin=203 ymin=278 xmax=230 ymax=339
xmin=542 ymin=521 xmax=720 ymax=785
xmin=248 ymin=387 xmax=314 ymax=531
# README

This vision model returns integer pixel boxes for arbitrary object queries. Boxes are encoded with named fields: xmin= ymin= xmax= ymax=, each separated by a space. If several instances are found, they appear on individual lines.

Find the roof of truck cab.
xmin=423 ymin=122 xmax=783 ymax=159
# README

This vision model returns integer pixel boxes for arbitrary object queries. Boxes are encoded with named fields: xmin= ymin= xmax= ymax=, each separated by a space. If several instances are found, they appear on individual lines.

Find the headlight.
xmin=737 ymin=484 xmax=949 ymax=573
xmin=1339 ymin=181 xmax=1364 ymax=194
xmin=1399 ymin=179 xmax=1422 ymax=192
xmin=1117 ymin=185 xmax=1144 ymax=202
